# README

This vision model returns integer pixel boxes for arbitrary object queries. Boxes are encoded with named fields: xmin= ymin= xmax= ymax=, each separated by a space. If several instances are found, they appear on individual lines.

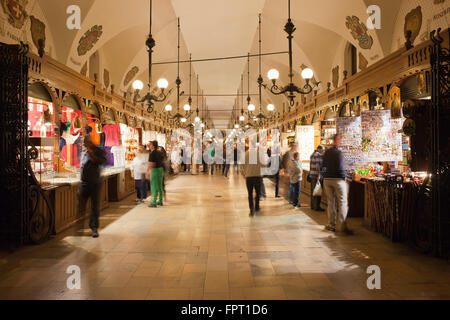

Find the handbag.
xmin=313 ymin=180 xmax=322 ymax=197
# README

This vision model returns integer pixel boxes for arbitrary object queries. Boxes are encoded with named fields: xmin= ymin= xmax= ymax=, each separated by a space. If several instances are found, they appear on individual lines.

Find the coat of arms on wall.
xmin=345 ymin=16 xmax=373 ymax=50
xmin=77 ymin=25 xmax=103 ymax=56
xmin=104 ymin=69 xmax=110 ymax=89
xmin=332 ymin=65 xmax=339 ymax=89
xmin=124 ymin=66 xmax=139 ymax=87
xmin=359 ymin=52 xmax=368 ymax=70
xmin=30 ymin=15 xmax=45 ymax=54
xmin=2 ymin=0 xmax=28 ymax=29
xmin=404 ymin=6 xmax=422 ymax=45
xmin=80 ymin=62 xmax=87 ymax=76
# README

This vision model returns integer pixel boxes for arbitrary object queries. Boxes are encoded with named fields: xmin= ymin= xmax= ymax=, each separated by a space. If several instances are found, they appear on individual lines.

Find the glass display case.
xmin=28 ymin=97 xmax=57 ymax=186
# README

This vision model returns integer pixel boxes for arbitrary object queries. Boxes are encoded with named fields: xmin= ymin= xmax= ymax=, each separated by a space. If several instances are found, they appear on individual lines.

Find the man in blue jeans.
xmin=323 ymin=134 xmax=353 ymax=235
xmin=288 ymin=152 xmax=302 ymax=208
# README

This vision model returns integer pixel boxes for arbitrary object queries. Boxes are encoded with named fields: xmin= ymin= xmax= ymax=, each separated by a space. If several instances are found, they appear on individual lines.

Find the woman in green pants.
xmin=147 ymin=140 xmax=164 ymax=208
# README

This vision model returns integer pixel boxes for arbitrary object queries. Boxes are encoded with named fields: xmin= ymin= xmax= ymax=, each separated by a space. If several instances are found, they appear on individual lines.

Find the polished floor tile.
xmin=1 ymin=172 xmax=449 ymax=300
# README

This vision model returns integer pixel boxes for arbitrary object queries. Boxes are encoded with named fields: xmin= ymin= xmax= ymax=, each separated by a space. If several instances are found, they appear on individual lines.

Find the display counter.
xmin=107 ymin=167 xmax=135 ymax=201
xmin=36 ymin=166 xmax=135 ymax=234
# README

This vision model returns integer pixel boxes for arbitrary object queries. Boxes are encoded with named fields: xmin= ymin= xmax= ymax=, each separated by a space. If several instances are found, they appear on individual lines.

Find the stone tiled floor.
xmin=1 ymin=172 xmax=449 ymax=300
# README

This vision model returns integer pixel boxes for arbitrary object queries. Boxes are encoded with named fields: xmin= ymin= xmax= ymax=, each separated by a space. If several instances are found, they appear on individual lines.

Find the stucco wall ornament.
xmin=359 ymin=52 xmax=368 ymax=70
xmin=80 ymin=62 xmax=87 ymax=76
xmin=345 ymin=16 xmax=373 ymax=50
xmin=404 ymin=6 xmax=422 ymax=45
xmin=332 ymin=65 xmax=339 ymax=89
xmin=104 ymin=69 xmax=110 ymax=89
xmin=2 ymin=0 xmax=28 ymax=29
xmin=77 ymin=25 xmax=103 ymax=56
xmin=124 ymin=66 xmax=139 ymax=87
xmin=30 ymin=15 xmax=45 ymax=56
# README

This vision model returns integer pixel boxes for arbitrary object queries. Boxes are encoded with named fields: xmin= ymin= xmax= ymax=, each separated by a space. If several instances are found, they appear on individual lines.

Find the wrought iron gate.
xmin=0 ymin=42 xmax=30 ymax=248
xmin=430 ymin=28 xmax=450 ymax=259
xmin=1 ymin=42 xmax=54 ymax=248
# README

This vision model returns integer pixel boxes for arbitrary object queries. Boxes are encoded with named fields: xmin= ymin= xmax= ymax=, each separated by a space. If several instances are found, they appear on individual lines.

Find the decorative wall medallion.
xmin=359 ymin=52 xmax=368 ymax=70
xmin=124 ymin=66 xmax=139 ymax=86
xmin=404 ymin=6 xmax=422 ymax=44
xmin=104 ymin=69 xmax=110 ymax=89
xmin=345 ymin=16 xmax=373 ymax=50
xmin=2 ymin=0 xmax=28 ymax=29
xmin=29 ymin=15 xmax=45 ymax=53
xmin=80 ymin=62 xmax=87 ymax=76
xmin=77 ymin=25 xmax=103 ymax=56
xmin=332 ymin=65 xmax=339 ymax=89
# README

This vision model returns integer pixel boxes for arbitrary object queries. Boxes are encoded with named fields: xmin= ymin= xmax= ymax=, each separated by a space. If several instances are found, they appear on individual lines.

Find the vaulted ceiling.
xmin=34 ymin=0 xmax=406 ymax=129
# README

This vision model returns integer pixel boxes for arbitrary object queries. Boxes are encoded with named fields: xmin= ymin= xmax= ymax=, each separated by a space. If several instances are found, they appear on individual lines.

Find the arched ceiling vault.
xmin=33 ymin=0 xmax=405 ymax=128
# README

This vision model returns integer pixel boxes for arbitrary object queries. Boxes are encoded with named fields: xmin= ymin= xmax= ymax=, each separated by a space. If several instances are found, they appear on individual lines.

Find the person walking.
xmin=309 ymin=145 xmax=325 ymax=211
xmin=281 ymin=142 xmax=298 ymax=203
xmin=147 ymin=140 xmax=164 ymax=208
xmin=322 ymin=134 xmax=353 ymax=234
xmin=288 ymin=152 xmax=302 ymax=208
xmin=241 ymin=145 xmax=263 ymax=217
xmin=159 ymin=146 xmax=169 ymax=203
xmin=207 ymin=142 xmax=216 ymax=175
xmin=268 ymin=148 xmax=282 ymax=198
xmin=233 ymin=146 xmax=239 ymax=173
xmin=79 ymin=136 xmax=107 ymax=238
xmin=132 ymin=145 xmax=149 ymax=203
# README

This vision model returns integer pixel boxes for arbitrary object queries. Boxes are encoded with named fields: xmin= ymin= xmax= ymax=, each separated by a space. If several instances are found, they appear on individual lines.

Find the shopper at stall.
xmin=241 ymin=143 xmax=263 ymax=217
xmin=322 ymin=134 xmax=352 ymax=234
xmin=288 ymin=152 xmax=302 ymax=208
xmin=132 ymin=145 xmax=149 ymax=203
xmin=147 ymin=140 xmax=164 ymax=208
xmin=79 ymin=136 xmax=107 ymax=238
xmin=309 ymin=145 xmax=325 ymax=211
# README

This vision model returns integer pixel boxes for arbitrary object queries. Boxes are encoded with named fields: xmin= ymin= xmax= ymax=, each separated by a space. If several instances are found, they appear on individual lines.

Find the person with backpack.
xmin=79 ymin=135 xmax=107 ymax=238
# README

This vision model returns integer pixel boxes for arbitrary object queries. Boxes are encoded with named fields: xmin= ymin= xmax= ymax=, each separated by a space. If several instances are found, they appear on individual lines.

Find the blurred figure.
xmin=309 ymin=145 xmax=325 ymax=211
xmin=132 ymin=145 xmax=149 ymax=203
xmin=79 ymin=136 xmax=107 ymax=238
xmin=158 ymin=146 xmax=169 ymax=203
xmin=242 ymin=144 xmax=263 ymax=217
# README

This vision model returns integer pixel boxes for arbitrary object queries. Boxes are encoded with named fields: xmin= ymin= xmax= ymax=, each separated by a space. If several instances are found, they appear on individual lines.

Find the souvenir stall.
xmin=157 ymin=130 xmax=167 ymax=150
xmin=321 ymin=107 xmax=337 ymax=147
xmin=362 ymin=79 xmax=432 ymax=242
xmin=107 ymin=113 xmax=135 ymax=201
xmin=58 ymin=95 xmax=83 ymax=175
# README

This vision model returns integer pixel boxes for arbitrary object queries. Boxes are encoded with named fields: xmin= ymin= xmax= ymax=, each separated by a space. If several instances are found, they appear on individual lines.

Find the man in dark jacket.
xmin=322 ymin=134 xmax=352 ymax=235
xmin=79 ymin=136 xmax=107 ymax=238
